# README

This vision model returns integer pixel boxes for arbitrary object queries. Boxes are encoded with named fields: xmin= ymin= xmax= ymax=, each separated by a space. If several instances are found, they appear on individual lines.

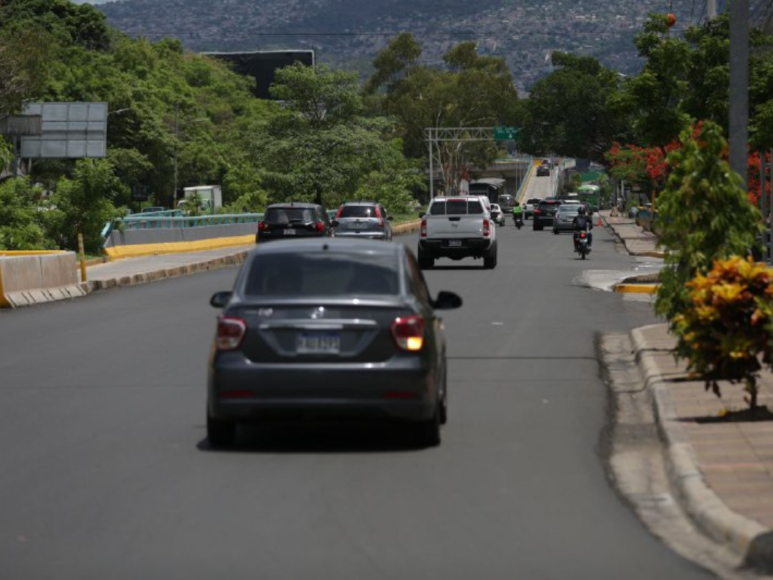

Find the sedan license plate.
xmin=297 ymin=333 xmax=340 ymax=355
xmin=448 ymin=240 xmax=463 ymax=247
xmin=284 ymin=229 xmax=296 ymax=236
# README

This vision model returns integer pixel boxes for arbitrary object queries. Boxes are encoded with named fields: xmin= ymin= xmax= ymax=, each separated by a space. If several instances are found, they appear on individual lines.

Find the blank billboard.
xmin=204 ymin=50 xmax=316 ymax=99
xmin=20 ymin=102 xmax=107 ymax=159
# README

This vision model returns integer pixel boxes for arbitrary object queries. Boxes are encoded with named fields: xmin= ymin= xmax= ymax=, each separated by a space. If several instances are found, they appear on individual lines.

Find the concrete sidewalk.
xmin=85 ymin=245 xmax=251 ymax=292
xmin=631 ymin=324 xmax=773 ymax=571
xmin=601 ymin=210 xmax=664 ymax=259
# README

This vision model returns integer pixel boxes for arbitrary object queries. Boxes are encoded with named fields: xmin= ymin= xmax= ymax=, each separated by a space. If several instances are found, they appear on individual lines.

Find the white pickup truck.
xmin=418 ymin=196 xmax=498 ymax=269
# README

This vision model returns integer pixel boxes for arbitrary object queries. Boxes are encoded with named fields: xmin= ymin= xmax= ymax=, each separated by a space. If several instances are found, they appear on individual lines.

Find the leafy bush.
xmin=0 ymin=178 xmax=52 ymax=250
xmin=655 ymin=121 xmax=762 ymax=322
xmin=674 ymin=256 xmax=773 ymax=411
xmin=42 ymin=159 xmax=123 ymax=253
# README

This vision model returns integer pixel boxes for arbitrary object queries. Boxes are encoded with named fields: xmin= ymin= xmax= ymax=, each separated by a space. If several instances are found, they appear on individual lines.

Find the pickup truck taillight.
xmin=482 ymin=218 xmax=491 ymax=237
xmin=420 ymin=219 xmax=427 ymax=238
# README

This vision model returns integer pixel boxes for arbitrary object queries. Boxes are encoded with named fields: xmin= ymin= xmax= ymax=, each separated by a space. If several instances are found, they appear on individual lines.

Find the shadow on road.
xmin=196 ymin=420 xmax=430 ymax=454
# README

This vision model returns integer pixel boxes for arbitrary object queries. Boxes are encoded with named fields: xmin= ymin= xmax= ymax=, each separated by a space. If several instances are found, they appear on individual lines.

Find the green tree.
xmin=367 ymin=36 xmax=519 ymax=191
xmin=259 ymin=64 xmax=418 ymax=210
xmin=0 ymin=178 xmax=51 ymax=251
xmin=43 ymin=159 xmax=124 ymax=253
xmin=655 ymin=122 xmax=763 ymax=322
xmin=520 ymin=52 xmax=627 ymax=162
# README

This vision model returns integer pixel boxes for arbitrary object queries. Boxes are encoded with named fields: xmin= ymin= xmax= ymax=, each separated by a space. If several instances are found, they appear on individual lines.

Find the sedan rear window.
xmin=339 ymin=206 xmax=376 ymax=218
xmin=265 ymin=207 xmax=316 ymax=224
xmin=244 ymin=252 xmax=399 ymax=297
xmin=429 ymin=199 xmax=484 ymax=215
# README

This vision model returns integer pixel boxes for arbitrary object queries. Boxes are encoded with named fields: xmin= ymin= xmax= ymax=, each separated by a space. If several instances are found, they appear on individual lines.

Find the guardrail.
xmin=102 ymin=213 xmax=264 ymax=239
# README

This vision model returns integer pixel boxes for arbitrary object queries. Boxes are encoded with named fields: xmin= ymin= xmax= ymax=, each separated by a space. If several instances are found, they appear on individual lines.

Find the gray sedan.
xmin=207 ymin=238 xmax=462 ymax=448
xmin=552 ymin=205 xmax=581 ymax=234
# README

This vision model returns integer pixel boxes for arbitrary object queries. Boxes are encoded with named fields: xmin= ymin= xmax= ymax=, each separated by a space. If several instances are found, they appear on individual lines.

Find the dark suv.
xmin=333 ymin=201 xmax=393 ymax=241
xmin=532 ymin=199 xmax=562 ymax=231
xmin=256 ymin=203 xmax=334 ymax=242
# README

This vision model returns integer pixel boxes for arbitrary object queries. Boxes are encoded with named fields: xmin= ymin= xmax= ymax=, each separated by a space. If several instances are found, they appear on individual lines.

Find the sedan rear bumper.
xmin=334 ymin=231 xmax=388 ymax=240
xmin=209 ymin=357 xmax=437 ymax=423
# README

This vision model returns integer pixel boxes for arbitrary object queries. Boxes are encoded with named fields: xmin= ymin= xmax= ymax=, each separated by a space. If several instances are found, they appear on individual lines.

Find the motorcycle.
xmin=513 ymin=214 xmax=523 ymax=229
xmin=575 ymin=230 xmax=591 ymax=260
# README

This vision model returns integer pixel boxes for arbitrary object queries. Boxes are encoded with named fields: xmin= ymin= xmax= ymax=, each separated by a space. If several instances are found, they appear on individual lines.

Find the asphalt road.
xmin=0 ymin=221 xmax=713 ymax=580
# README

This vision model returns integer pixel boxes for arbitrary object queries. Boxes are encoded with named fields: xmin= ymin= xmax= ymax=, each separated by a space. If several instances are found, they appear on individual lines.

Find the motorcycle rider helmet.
xmin=577 ymin=206 xmax=586 ymax=215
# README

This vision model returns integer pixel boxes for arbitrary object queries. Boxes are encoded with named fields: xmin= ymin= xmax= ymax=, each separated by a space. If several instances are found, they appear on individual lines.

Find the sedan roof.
xmin=250 ymin=238 xmax=403 ymax=257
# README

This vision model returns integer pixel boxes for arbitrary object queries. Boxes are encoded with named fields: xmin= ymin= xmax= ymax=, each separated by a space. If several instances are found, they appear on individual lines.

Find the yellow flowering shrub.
xmin=674 ymin=256 xmax=773 ymax=410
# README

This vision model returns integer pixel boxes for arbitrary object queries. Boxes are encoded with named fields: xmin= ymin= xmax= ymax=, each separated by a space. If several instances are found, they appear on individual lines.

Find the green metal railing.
xmin=102 ymin=213 xmax=264 ymax=239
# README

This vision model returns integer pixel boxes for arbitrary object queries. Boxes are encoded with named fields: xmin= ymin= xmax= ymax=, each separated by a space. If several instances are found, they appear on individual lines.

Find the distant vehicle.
xmin=181 ymin=185 xmax=222 ymax=214
xmin=532 ymin=199 xmax=562 ymax=230
xmin=256 ymin=203 xmax=334 ymax=242
xmin=497 ymin=194 xmax=516 ymax=213
xmin=141 ymin=206 xmax=166 ymax=214
xmin=553 ymin=204 xmax=581 ymax=234
xmin=524 ymin=197 xmax=542 ymax=219
xmin=419 ymin=196 xmax=497 ymax=269
xmin=536 ymin=165 xmax=550 ymax=177
xmin=206 ymin=238 xmax=463 ymax=447
xmin=333 ymin=201 xmax=393 ymax=241
xmin=469 ymin=178 xmax=506 ymax=205
xmin=490 ymin=203 xmax=506 ymax=226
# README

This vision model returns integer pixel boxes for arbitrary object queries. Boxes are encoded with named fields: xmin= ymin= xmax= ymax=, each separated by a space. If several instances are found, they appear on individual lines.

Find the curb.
xmin=614 ymin=283 xmax=660 ymax=294
xmin=86 ymin=250 xmax=249 ymax=293
xmin=631 ymin=325 xmax=771 ymax=570
xmin=392 ymin=220 xmax=421 ymax=236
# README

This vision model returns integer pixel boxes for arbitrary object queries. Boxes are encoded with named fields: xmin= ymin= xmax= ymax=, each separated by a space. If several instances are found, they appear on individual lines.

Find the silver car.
xmin=333 ymin=201 xmax=393 ymax=240
xmin=207 ymin=239 xmax=462 ymax=448
xmin=553 ymin=204 xmax=581 ymax=234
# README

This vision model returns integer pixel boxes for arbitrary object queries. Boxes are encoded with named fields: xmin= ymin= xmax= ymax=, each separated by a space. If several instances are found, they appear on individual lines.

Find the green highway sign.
xmin=493 ymin=126 xmax=519 ymax=141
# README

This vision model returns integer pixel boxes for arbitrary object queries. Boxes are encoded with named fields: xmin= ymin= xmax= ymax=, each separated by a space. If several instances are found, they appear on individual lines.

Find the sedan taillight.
xmin=391 ymin=316 xmax=425 ymax=351
xmin=216 ymin=316 xmax=246 ymax=351
xmin=420 ymin=219 xmax=427 ymax=238
xmin=482 ymin=218 xmax=491 ymax=237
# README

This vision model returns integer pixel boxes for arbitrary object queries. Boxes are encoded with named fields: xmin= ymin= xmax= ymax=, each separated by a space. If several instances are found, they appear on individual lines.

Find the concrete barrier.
xmin=0 ymin=252 xmax=86 ymax=308
xmin=103 ymin=223 xmax=258 ymax=259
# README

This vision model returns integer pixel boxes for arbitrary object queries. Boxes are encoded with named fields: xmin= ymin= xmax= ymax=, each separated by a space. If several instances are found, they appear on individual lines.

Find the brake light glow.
xmin=258 ymin=222 xmax=268 ymax=232
xmin=391 ymin=316 xmax=425 ymax=351
xmin=420 ymin=219 xmax=427 ymax=238
xmin=216 ymin=316 xmax=246 ymax=351
xmin=482 ymin=218 xmax=491 ymax=237
xmin=315 ymin=221 xmax=325 ymax=233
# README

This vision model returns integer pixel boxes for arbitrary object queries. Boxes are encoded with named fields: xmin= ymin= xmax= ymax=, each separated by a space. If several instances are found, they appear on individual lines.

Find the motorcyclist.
xmin=512 ymin=202 xmax=524 ymax=224
xmin=572 ymin=206 xmax=593 ymax=249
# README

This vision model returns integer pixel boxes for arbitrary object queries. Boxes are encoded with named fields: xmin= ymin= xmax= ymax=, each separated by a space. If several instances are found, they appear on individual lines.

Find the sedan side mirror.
xmin=433 ymin=291 xmax=462 ymax=310
xmin=210 ymin=291 xmax=232 ymax=308
xmin=331 ymin=219 xmax=339 ymax=227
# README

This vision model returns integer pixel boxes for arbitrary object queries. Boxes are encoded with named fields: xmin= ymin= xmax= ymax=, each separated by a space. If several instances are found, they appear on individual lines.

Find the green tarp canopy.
xmin=578 ymin=184 xmax=600 ymax=193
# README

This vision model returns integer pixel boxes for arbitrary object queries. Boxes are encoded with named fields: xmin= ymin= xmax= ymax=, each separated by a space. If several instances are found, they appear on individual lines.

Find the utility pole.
xmin=172 ymin=102 xmax=179 ymax=209
xmin=729 ymin=0 xmax=749 ymax=190
xmin=707 ymin=0 xmax=718 ymax=19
